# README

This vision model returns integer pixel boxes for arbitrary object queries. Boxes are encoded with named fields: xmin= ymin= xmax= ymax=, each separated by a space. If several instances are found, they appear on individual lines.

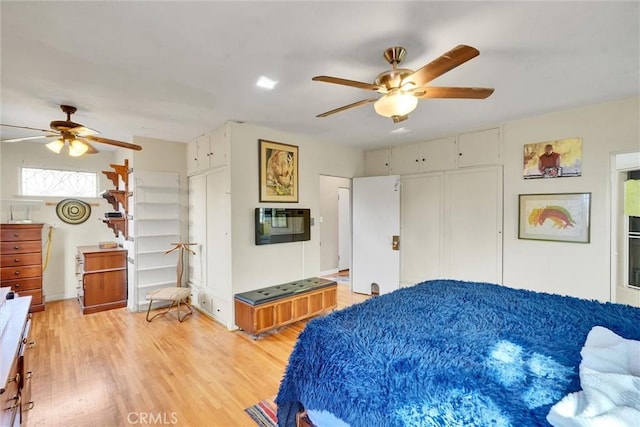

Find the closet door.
xmin=400 ymin=173 xmax=443 ymax=286
xmin=444 ymin=166 xmax=503 ymax=283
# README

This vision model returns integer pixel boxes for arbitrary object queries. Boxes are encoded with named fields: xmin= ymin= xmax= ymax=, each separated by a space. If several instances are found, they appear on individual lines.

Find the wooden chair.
xmin=146 ymin=243 xmax=196 ymax=322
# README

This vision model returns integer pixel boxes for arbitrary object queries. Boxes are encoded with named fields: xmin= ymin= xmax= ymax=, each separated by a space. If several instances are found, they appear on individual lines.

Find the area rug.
xmin=244 ymin=398 xmax=277 ymax=427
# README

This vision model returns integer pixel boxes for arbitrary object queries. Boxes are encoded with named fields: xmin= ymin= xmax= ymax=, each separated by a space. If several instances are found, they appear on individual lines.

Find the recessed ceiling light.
xmin=256 ymin=76 xmax=278 ymax=90
xmin=391 ymin=127 xmax=411 ymax=134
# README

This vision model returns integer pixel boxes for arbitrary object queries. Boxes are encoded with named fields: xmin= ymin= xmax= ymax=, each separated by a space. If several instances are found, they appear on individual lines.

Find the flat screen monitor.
xmin=255 ymin=208 xmax=311 ymax=245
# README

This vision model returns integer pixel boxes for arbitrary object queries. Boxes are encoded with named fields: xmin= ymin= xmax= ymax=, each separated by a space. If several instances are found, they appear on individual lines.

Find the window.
xmin=20 ymin=167 xmax=98 ymax=197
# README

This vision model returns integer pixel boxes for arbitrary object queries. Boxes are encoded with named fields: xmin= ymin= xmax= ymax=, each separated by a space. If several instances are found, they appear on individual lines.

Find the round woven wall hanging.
xmin=56 ymin=199 xmax=91 ymax=224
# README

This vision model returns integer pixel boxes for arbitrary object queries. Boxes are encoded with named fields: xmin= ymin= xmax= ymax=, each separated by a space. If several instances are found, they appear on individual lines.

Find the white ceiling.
xmin=1 ymin=1 xmax=638 ymax=152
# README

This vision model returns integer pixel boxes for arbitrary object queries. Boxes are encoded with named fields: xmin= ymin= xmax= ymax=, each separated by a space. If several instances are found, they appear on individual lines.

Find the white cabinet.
xmin=124 ymin=170 xmax=182 ymax=311
xmin=392 ymin=137 xmax=456 ymax=175
xmin=187 ymin=126 xmax=230 ymax=175
xmin=187 ymin=133 xmax=210 ymax=175
xmin=399 ymin=166 xmax=503 ymax=286
xmin=364 ymin=148 xmax=392 ymax=176
xmin=457 ymin=128 xmax=502 ymax=168
xmin=188 ymin=168 xmax=233 ymax=328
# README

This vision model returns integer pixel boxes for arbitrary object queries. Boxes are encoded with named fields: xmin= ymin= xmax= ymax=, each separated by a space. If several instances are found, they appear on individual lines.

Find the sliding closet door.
xmin=444 ymin=166 xmax=503 ymax=283
xmin=400 ymin=173 xmax=443 ymax=286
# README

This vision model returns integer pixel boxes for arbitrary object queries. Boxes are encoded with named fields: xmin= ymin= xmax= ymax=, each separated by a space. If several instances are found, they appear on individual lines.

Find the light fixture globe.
xmin=68 ymin=139 xmax=89 ymax=157
xmin=374 ymin=90 xmax=418 ymax=118
xmin=46 ymin=139 xmax=65 ymax=153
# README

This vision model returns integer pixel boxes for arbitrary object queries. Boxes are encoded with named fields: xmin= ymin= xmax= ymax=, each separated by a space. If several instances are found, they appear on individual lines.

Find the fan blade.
xmin=313 ymin=76 xmax=381 ymax=91
xmin=402 ymin=45 xmax=480 ymax=88
xmin=0 ymin=123 xmax=57 ymax=134
xmin=414 ymin=86 xmax=494 ymax=99
xmin=1 ymin=135 xmax=58 ymax=143
xmin=85 ymin=135 xmax=143 ymax=151
xmin=316 ymin=98 xmax=378 ymax=118
xmin=70 ymin=126 xmax=99 ymax=136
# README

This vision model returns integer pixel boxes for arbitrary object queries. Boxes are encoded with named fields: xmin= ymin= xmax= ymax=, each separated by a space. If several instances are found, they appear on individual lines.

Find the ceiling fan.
xmin=1 ymin=105 xmax=143 ymax=156
xmin=312 ymin=44 xmax=494 ymax=123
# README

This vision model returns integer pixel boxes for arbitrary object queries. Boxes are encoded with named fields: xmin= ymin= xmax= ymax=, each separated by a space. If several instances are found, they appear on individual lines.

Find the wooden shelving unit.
xmin=100 ymin=159 xmax=131 ymax=238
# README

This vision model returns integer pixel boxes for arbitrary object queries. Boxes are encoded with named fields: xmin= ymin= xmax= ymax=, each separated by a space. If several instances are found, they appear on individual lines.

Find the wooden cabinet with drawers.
xmin=0 ymin=296 xmax=34 ymax=426
xmin=76 ymin=246 xmax=128 ymax=314
xmin=0 ymin=224 xmax=45 ymax=312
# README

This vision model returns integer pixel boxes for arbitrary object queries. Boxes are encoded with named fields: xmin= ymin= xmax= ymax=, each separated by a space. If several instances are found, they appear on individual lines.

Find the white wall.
xmin=502 ymin=97 xmax=639 ymax=301
xmin=227 ymin=122 xmax=364 ymax=294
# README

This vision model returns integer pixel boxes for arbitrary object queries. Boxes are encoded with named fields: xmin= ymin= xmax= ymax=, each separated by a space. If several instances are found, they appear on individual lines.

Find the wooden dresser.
xmin=0 ymin=224 xmax=45 ymax=312
xmin=76 ymin=246 xmax=128 ymax=314
xmin=0 ymin=296 xmax=35 ymax=426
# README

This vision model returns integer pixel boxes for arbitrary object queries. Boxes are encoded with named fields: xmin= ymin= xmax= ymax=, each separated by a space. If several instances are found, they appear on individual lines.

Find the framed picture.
xmin=518 ymin=193 xmax=591 ymax=243
xmin=259 ymin=139 xmax=298 ymax=202
xmin=522 ymin=137 xmax=582 ymax=179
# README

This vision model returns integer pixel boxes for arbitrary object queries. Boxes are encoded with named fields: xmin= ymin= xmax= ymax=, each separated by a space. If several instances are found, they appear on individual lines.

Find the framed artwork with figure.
xmin=259 ymin=139 xmax=298 ymax=202
xmin=523 ymin=137 xmax=582 ymax=179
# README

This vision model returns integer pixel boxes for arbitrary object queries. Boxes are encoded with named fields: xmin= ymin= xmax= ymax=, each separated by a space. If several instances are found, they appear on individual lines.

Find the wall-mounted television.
xmin=255 ymin=208 xmax=311 ymax=245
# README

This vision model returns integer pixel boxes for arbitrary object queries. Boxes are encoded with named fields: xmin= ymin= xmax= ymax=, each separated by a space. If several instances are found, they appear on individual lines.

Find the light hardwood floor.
xmin=26 ymin=282 xmax=368 ymax=427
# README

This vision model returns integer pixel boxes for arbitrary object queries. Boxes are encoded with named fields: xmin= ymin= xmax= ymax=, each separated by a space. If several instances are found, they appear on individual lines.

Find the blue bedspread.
xmin=275 ymin=280 xmax=640 ymax=427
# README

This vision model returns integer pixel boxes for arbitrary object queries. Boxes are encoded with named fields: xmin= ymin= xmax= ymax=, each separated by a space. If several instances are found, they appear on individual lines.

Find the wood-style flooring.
xmin=26 ymin=281 xmax=367 ymax=427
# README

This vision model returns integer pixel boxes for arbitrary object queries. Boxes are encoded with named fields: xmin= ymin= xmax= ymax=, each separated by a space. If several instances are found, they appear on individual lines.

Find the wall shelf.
xmin=100 ymin=159 xmax=131 ymax=239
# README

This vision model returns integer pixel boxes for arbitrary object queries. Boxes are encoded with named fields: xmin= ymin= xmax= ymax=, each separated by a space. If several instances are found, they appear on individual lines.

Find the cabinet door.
xmin=188 ymin=174 xmax=207 ymax=289
xmin=364 ymin=148 xmax=391 ymax=176
xmin=187 ymin=134 xmax=211 ymax=174
xmin=444 ymin=166 xmax=503 ymax=283
xmin=209 ymin=127 xmax=229 ymax=168
xmin=401 ymin=173 xmax=443 ymax=286
xmin=421 ymin=137 xmax=456 ymax=172
xmin=457 ymin=128 xmax=501 ymax=168
xmin=83 ymin=269 xmax=127 ymax=307
xmin=390 ymin=142 xmax=421 ymax=175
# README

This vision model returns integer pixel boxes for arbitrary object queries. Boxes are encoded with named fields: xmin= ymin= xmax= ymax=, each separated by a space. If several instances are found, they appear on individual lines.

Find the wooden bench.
xmin=234 ymin=277 xmax=337 ymax=338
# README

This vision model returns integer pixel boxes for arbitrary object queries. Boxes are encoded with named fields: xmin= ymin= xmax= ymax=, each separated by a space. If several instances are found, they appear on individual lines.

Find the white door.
xmin=352 ymin=175 xmax=400 ymax=295
xmin=444 ymin=166 xmax=503 ymax=283
xmin=401 ymin=173 xmax=444 ymax=286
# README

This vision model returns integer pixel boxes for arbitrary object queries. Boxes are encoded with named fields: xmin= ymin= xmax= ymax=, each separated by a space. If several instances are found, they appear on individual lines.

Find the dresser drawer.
xmin=0 ymin=253 xmax=42 ymax=268
xmin=0 ymin=228 xmax=41 ymax=242
xmin=0 ymin=355 xmax=20 ymax=427
xmin=1 ymin=241 xmax=42 ymax=255
xmin=0 ymin=277 xmax=42 ymax=292
xmin=0 ymin=266 xmax=41 ymax=281
xmin=84 ymin=251 xmax=127 ymax=271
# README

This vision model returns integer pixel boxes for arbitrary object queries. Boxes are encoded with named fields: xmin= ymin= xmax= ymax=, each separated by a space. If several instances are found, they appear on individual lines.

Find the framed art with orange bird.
xmin=518 ymin=193 xmax=591 ymax=243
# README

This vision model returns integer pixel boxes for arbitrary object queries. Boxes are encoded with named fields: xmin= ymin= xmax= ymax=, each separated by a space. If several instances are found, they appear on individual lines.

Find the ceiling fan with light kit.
xmin=1 ymin=105 xmax=143 ymax=156
xmin=313 ymin=44 xmax=494 ymax=123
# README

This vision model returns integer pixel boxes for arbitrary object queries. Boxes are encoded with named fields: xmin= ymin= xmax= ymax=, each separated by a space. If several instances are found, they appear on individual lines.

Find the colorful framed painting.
xmin=259 ymin=139 xmax=298 ymax=202
xmin=523 ymin=137 xmax=582 ymax=179
xmin=518 ymin=193 xmax=591 ymax=243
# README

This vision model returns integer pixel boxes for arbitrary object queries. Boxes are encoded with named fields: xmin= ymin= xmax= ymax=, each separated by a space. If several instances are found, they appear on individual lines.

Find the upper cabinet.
xmin=391 ymin=137 xmax=456 ymax=175
xmin=187 ymin=126 xmax=230 ymax=175
xmin=364 ymin=148 xmax=392 ymax=176
xmin=457 ymin=128 xmax=501 ymax=168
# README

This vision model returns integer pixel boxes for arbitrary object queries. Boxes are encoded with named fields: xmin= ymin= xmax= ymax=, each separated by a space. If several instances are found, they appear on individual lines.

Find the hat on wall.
xmin=56 ymin=199 xmax=91 ymax=224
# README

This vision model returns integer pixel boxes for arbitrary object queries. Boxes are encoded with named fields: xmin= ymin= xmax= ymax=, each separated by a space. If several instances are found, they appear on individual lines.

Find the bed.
xmin=275 ymin=279 xmax=640 ymax=427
